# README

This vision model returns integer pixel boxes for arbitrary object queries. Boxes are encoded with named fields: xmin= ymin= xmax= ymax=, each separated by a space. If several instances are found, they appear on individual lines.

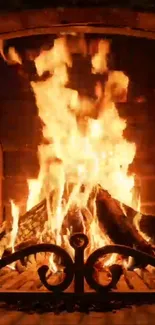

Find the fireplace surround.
xmin=0 ymin=6 xmax=155 ymax=319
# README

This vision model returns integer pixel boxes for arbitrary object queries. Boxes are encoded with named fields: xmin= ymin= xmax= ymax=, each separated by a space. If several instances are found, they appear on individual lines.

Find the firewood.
xmin=32 ymin=275 xmax=43 ymax=290
xmin=146 ymin=265 xmax=155 ymax=274
xmin=15 ymin=238 xmax=39 ymax=250
xmin=139 ymin=269 xmax=155 ymax=289
xmin=125 ymin=270 xmax=148 ymax=290
xmin=1 ymin=186 xmax=155 ymax=267
xmin=0 ymin=222 xmax=6 ymax=240
xmin=0 ymin=246 xmax=5 ymax=259
xmin=27 ymin=254 xmax=36 ymax=265
xmin=95 ymin=268 xmax=112 ymax=287
xmin=16 ymin=198 xmax=48 ymax=244
xmin=112 ymin=197 xmax=155 ymax=246
xmin=2 ymin=268 xmax=36 ymax=290
xmin=38 ymin=272 xmax=63 ymax=291
xmin=2 ymin=238 xmax=38 ymax=257
xmin=35 ymin=252 xmax=46 ymax=265
xmin=96 ymin=188 xmax=155 ymax=259
xmin=0 ymin=270 xmax=18 ymax=286
xmin=19 ymin=280 xmax=35 ymax=291
xmin=15 ymin=260 xmax=26 ymax=273
xmin=0 ymin=235 xmax=10 ymax=258
xmin=116 ymin=273 xmax=129 ymax=291
xmin=0 ymin=266 xmax=11 ymax=277
xmin=138 ymin=214 xmax=155 ymax=244
xmin=122 ymin=268 xmax=134 ymax=289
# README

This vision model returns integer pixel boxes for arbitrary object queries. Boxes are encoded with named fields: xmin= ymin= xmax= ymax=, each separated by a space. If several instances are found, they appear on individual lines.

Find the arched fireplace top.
xmin=0 ymin=7 xmax=155 ymax=40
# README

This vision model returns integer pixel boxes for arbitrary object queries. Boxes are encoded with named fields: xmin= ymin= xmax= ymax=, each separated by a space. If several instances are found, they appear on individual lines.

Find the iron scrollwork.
xmin=1 ymin=233 xmax=155 ymax=293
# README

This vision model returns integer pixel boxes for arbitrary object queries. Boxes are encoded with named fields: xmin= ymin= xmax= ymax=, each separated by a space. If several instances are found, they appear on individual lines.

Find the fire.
xmin=0 ymin=41 xmax=22 ymax=65
xmin=10 ymin=200 xmax=19 ymax=253
xmin=133 ymin=198 xmax=151 ymax=244
xmin=26 ymin=179 xmax=42 ymax=211
xmin=5 ymin=37 xmax=137 ymax=269
xmin=91 ymin=40 xmax=110 ymax=74
xmin=30 ymin=37 xmax=136 ymax=262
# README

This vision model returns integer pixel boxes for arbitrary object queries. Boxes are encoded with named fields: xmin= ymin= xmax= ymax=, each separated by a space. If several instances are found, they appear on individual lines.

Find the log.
xmin=1 ymin=186 xmax=155 ymax=263
xmin=123 ymin=270 xmax=148 ymax=291
xmin=0 ymin=270 xmax=18 ymax=287
xmin=1 ymin=268 xmax=36 ymax=290
xmin=138 ymin=214 xmax=155 ymax=244
xmin=0 ymin=266 xmax=11 ymax=277
xmin=96 ymin=189 xmax=155 ymax=258
xmin=19 ymin=279 xmax=35 ymax=291
xmin=17 ymin=198 xmax=48 ymax=243
xmin=139 ymin=269 xmax=155 ymax=289
xmin=38 ymin=273 xmax=65 ymax=291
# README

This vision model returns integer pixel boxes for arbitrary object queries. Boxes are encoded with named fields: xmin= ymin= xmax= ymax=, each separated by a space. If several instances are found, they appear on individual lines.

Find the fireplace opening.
xmin=0 ymin=29 xmax=155 ymax=311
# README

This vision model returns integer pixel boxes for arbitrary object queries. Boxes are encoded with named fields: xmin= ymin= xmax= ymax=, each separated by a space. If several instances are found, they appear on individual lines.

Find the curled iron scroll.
xmin=1 ymin=240 xmax=155 ymax=292
xmin=85 ymin=244 xmax=155 ymax=292
xmin=0 ymin=243 xmax=74 ymax=292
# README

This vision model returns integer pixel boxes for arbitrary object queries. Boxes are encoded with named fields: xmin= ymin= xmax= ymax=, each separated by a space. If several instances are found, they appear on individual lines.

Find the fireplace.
xmin=0 ymin=7 xmax=155 ymax=320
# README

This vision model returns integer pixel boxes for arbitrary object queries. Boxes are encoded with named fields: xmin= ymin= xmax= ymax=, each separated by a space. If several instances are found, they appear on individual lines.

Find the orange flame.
xmin=26 ymin=179 xmax=42 ymax=211
xmin=92 ymin=40 xmax=110 ymax=74
xmin=3 ymin=37 xmax=137 ymax=270
xmin=10 ymin=200 xmax=19 ymax=252
xmin=30 ymin=37 xmax=136 ymax=267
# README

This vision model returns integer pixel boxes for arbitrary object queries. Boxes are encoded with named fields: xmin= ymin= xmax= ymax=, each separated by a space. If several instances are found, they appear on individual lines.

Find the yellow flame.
xmin=26 ymin=179 xmax=42 ymax=211
xmin=92 ymin=40 xmax=110 ymax=74
xmin=0 ymin=41 xmax=22 ymax=65
xmin=2 ymin=37 xmax=138 ymax=270
xmin=10 ymin=200 xmax=19 ymax=252
xmin=7 ymin=47 xmax=22 ymax=65
xmin=29 ymin=37 xmax=136 ymax=266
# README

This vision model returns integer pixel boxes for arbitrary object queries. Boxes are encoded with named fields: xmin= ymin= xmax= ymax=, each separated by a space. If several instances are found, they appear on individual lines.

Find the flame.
xmin=10 ymin=200 xmax=19 ymax=252
xmin=133 ymin=196 xmax=151 ymax=243
xmin=7 ymin=47 xmax=22 ymax=65
xmin=26 ymin=179 xmax=42 ymax=211
xmin=35 ymin=37 xmax=72 ymax=77
xmin=5 ymin=37 xmax=137 ymax=270
xmin=0 ymin=39 xmax=6 ymax=61
xmin=49 ymin=253 xmax=58 ymax=273
xmin=92 ymin=40 xmax=110 ymax=74
xmin=28 ymin=37 xmax=136 ymax=269
xmin=0 ymin=41 xmax=22 ymax=65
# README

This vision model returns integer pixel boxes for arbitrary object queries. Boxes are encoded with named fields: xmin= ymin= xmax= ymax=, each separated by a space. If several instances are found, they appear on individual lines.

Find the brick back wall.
xmin=1 ymin=34 xmax=155 ymax=220
xmin=0 ymin=54 xmax=41 ymax=220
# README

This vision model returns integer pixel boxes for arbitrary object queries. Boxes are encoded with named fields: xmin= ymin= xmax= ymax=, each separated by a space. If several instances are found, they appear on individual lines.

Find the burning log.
xmin=17 ymin=199 xmax=48 ymax=243
xmin=1 ymin=186 xmax=155 ymax=267
xmin=0 ymin=269 xmax=18 ymax=287
xmin=138 ymin=215 xmax=155 ymax=244
xmin=19 ymin=279 xmax=36 ymax=291
xmin=2 ymin=268 xmax=36 ymax=290
xmin=97 ymin=189 xmax=155 ymax=259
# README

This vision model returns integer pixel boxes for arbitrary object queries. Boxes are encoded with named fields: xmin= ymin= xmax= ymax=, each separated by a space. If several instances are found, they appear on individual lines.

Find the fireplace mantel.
xmin=0 ymin=7 xmax=155 ymax=40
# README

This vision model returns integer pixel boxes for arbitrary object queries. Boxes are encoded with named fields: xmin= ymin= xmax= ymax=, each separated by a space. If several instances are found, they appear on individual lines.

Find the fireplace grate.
xmin=0 ymin=234 xmax=155 ymax=312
